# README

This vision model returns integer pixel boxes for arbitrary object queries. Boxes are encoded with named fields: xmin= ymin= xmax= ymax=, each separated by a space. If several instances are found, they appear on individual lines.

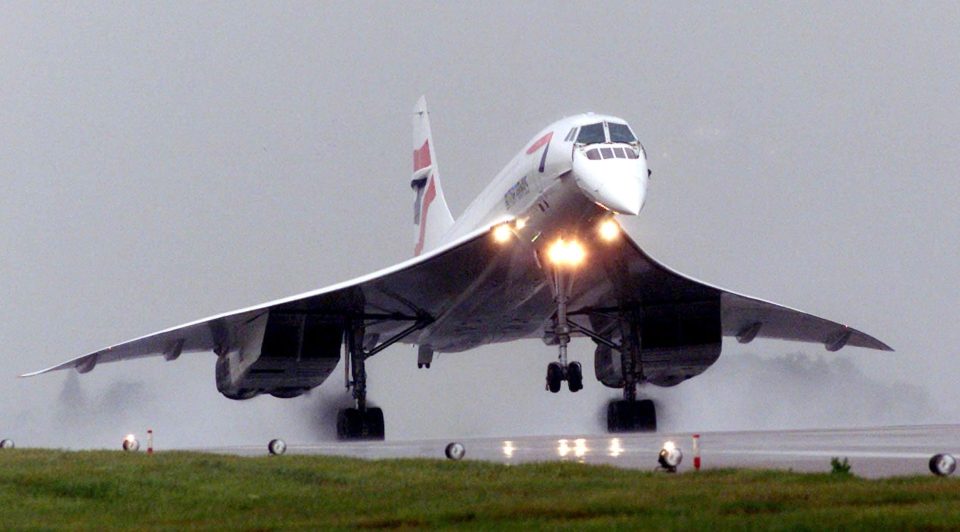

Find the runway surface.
xmin=206 ymin=424 xmax=959 ymax=478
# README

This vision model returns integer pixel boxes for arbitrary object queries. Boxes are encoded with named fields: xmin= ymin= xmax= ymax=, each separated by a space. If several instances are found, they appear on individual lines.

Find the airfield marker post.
xmin=692 ymin=434 xmax=700 ymax=471
xmin=147 ymin=429 xmax=153 ymax=455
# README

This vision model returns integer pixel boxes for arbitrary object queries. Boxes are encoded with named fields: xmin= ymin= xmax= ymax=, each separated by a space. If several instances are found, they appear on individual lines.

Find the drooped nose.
xmin=572 ymin=148 xmax=647 ymax=215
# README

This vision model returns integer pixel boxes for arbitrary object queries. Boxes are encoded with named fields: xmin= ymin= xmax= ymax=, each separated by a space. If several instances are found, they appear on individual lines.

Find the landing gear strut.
xmin=545 ymin=261 xmax=583 ymax=393
xmin=336 ymin=317 xmax=431 ymax=441
xmin=338 ymin=323 xmax=384 ymax=440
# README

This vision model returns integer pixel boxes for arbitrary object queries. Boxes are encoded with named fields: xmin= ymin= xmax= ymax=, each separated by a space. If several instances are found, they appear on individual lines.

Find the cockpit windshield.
xmin=608 ymin=122 xmax=636 ymax=143
xmin=575 ymin=121 xmax=637 ymax=145
xmin=576 ymin=123 xmax=606 ymax=144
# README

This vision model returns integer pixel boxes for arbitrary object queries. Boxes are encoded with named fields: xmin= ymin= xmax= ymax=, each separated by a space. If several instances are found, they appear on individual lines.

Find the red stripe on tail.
xmin=413 ymin=176 xmax=437 ymax=256
xmin=414 ymin=140 xmax=432 ymax=172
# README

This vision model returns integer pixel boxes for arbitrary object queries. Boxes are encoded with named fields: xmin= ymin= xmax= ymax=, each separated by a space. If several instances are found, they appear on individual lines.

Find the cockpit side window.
xmin=576 ymin=123 xmax=606 ymax=144
xmin=608 ymin=122 xmax=636 ymax=143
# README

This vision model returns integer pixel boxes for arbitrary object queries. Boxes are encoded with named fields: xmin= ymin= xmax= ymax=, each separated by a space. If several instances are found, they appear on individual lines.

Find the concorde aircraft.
xmin=24 ymin=97 xmax=891 ymax=440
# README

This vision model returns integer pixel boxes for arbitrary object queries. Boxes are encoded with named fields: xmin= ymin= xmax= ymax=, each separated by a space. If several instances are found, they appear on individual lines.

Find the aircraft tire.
xmin=363 ymin=408 xmax=385 ymax=440
xmin=637 ymin=399 xmax=657 ymax=432
xmin=546 ymin=362 xmax=563 ymax=393
xmin=337 ymin=408 xmax=385 ymax=440
xmin=337 ymin=408 xmax=362 ymax=440
xmin=607 ymin=400 xmax=657 ymax=433
xmin=567 ymin=362 xmax=583 ymax=392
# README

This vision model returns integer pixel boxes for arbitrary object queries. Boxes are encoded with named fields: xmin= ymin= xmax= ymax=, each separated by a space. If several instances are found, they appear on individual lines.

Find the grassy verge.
xmin=0 ymin=449 xmax=958 ymax=529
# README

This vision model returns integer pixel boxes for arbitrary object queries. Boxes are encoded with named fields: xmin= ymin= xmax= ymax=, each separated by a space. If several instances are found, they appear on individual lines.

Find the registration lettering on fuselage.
xmin=504 ymin=176 xmax=530 ymax=209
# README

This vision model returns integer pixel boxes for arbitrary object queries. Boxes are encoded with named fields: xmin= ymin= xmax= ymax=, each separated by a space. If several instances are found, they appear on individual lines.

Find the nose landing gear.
xmin=546 ymin=360 xmax=583 ymax=393
xmin=544 ymin=258 xmax=583 ymax=394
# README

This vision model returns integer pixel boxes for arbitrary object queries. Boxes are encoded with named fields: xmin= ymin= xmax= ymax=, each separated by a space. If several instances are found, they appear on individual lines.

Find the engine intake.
xmin=216 ymin=312 xmax=343 ymax=399
xmin=595 ymin=298 xmax=722 ymax=388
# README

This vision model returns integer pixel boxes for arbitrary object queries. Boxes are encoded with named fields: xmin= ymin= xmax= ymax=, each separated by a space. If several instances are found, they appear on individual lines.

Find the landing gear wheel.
xmin=336 ymin=407 xmax=385 ymax=440
xmin=567 ymin=361 xmax=583 ymax=392
xmin=337 ymin=408 xmax=361 ymax=439
xmin=546 ymin=362 xmax=563 ymax=393
xmin=607 ymin=399 xmax=657 ymax=433
xmin=364 ymin=407 xmax=385 ymax=440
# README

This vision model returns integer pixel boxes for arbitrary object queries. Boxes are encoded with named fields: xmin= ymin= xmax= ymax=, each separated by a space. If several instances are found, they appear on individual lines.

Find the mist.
xmin=2 ymin=3 xmax=958 ymax=448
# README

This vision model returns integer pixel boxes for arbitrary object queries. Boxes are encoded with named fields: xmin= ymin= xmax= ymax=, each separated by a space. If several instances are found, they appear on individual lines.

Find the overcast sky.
xmin=2 ymin=2 xmax=958 ymax=448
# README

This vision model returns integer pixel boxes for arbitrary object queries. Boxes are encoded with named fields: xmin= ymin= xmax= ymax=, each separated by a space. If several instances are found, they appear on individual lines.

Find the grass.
xmin=0 ymin=449 xmax=958 ymax=530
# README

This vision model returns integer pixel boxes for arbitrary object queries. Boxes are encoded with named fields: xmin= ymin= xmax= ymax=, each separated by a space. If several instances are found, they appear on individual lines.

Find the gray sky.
xmin=2 ymin=2 xmax=958 ymax=448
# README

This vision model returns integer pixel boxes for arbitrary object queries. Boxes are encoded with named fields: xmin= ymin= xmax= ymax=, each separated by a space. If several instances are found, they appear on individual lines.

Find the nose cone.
xmin=572 ymin=149 xmax=646 ymax=215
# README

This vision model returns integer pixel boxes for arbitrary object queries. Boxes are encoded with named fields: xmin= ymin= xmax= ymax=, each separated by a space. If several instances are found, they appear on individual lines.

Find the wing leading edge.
xmin=21 ymin=224 xmax=508 ymax=377
xmin=617 ymin=237 xmax=892 ymax=352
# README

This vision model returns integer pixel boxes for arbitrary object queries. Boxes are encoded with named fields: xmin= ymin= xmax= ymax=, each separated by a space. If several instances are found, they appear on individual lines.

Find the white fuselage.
xmin=412 ymin=114 xmax=650 ymax=352
xmin=442 ymin=113 xmax=649 ymax=246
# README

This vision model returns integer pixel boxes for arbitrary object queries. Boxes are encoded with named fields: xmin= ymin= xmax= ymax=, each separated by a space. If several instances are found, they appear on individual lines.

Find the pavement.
xmin=203 ymin=424 xmax=960 ymax=478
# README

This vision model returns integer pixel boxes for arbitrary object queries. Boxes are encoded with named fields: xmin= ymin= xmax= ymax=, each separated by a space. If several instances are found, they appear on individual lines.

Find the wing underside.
xmin=24 ymin=223 xmax=890 ymax=381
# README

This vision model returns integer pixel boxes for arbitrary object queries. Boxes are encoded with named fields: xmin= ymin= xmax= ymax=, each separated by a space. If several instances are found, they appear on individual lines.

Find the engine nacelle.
xmin=595 ymin=298 xmax=722 ymax=388
xmin=216 ymin=311 xmax=343 ymax=400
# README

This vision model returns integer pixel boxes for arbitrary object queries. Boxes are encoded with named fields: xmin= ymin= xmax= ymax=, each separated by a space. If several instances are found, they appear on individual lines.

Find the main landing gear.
xmin=607 ymin=399 xmax=656 ymax=432
xmin=607 ymin=314 xmax=656 ymax=432
xmin=338 ymin=323 xmax=385 ymax=440
xmin=337 ymin=318 xmax=429 ymax=441
xmin=545 ymin=259 xmax=584 ymax=394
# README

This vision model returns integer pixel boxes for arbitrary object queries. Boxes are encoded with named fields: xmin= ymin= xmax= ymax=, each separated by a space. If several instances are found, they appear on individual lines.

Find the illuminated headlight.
xmin=547 ymin=239 xmax=586 ymax=267
xmin=445 ymin=442 xmax=466 ymax=461
xmin=658 ymin=441 xmax=682 ymax=472
xmin=598 ymin=218 xmax=620 ymax=241
xmin=268 ymin=438 xmax=287 ymax=456
xmin=122 ymin=434 xmax=140 ymax=452
xmin=492 ymin=224 xmax=513 ymax=243
xmin=930 ymin=454 xmax=957 ymax=476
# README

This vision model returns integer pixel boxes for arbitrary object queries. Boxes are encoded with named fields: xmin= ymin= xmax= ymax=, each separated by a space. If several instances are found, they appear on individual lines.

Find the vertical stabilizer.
xmin=411 ymin=96 xmax=455 ymax=256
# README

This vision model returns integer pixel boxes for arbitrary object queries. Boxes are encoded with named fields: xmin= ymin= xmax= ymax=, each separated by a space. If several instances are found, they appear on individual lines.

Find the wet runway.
xmin=206 ymin=424 xmax=960 ymax=478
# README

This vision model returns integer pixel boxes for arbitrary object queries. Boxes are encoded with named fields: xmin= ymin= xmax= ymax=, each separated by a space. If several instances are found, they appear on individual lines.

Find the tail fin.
xmin=411 ymin=96 xmax=455 ymax=256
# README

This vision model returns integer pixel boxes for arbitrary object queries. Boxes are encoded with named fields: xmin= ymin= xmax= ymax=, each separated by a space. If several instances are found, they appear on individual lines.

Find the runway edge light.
xmin=658 ymin=441 xmax=682 ymax=473
xmin=0 ymin=439 xmax=14 ymax=449
xmin=445 ymin=442 xmax=465 ymax=461
xmin=930 ymin=454 xmax=956 ymax=476
xmin=268 ymin=439 xmax=287 ymax=456
xmin=122 ymin=434 xmax=139 ymax=452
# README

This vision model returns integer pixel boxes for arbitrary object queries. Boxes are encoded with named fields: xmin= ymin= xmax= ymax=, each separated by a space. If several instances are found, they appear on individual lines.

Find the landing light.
xmin=492 ymin=224 xmax=513 ymax=243
xmin=547 ymin=239 xmax=585 ymax=267
xmin=598 ymin=218 xmax=620 ymax=241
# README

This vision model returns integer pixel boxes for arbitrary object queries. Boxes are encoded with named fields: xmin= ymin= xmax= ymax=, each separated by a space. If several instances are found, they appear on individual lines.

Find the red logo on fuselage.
xmin=526 ymin=132 xmax=553 ymax=155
